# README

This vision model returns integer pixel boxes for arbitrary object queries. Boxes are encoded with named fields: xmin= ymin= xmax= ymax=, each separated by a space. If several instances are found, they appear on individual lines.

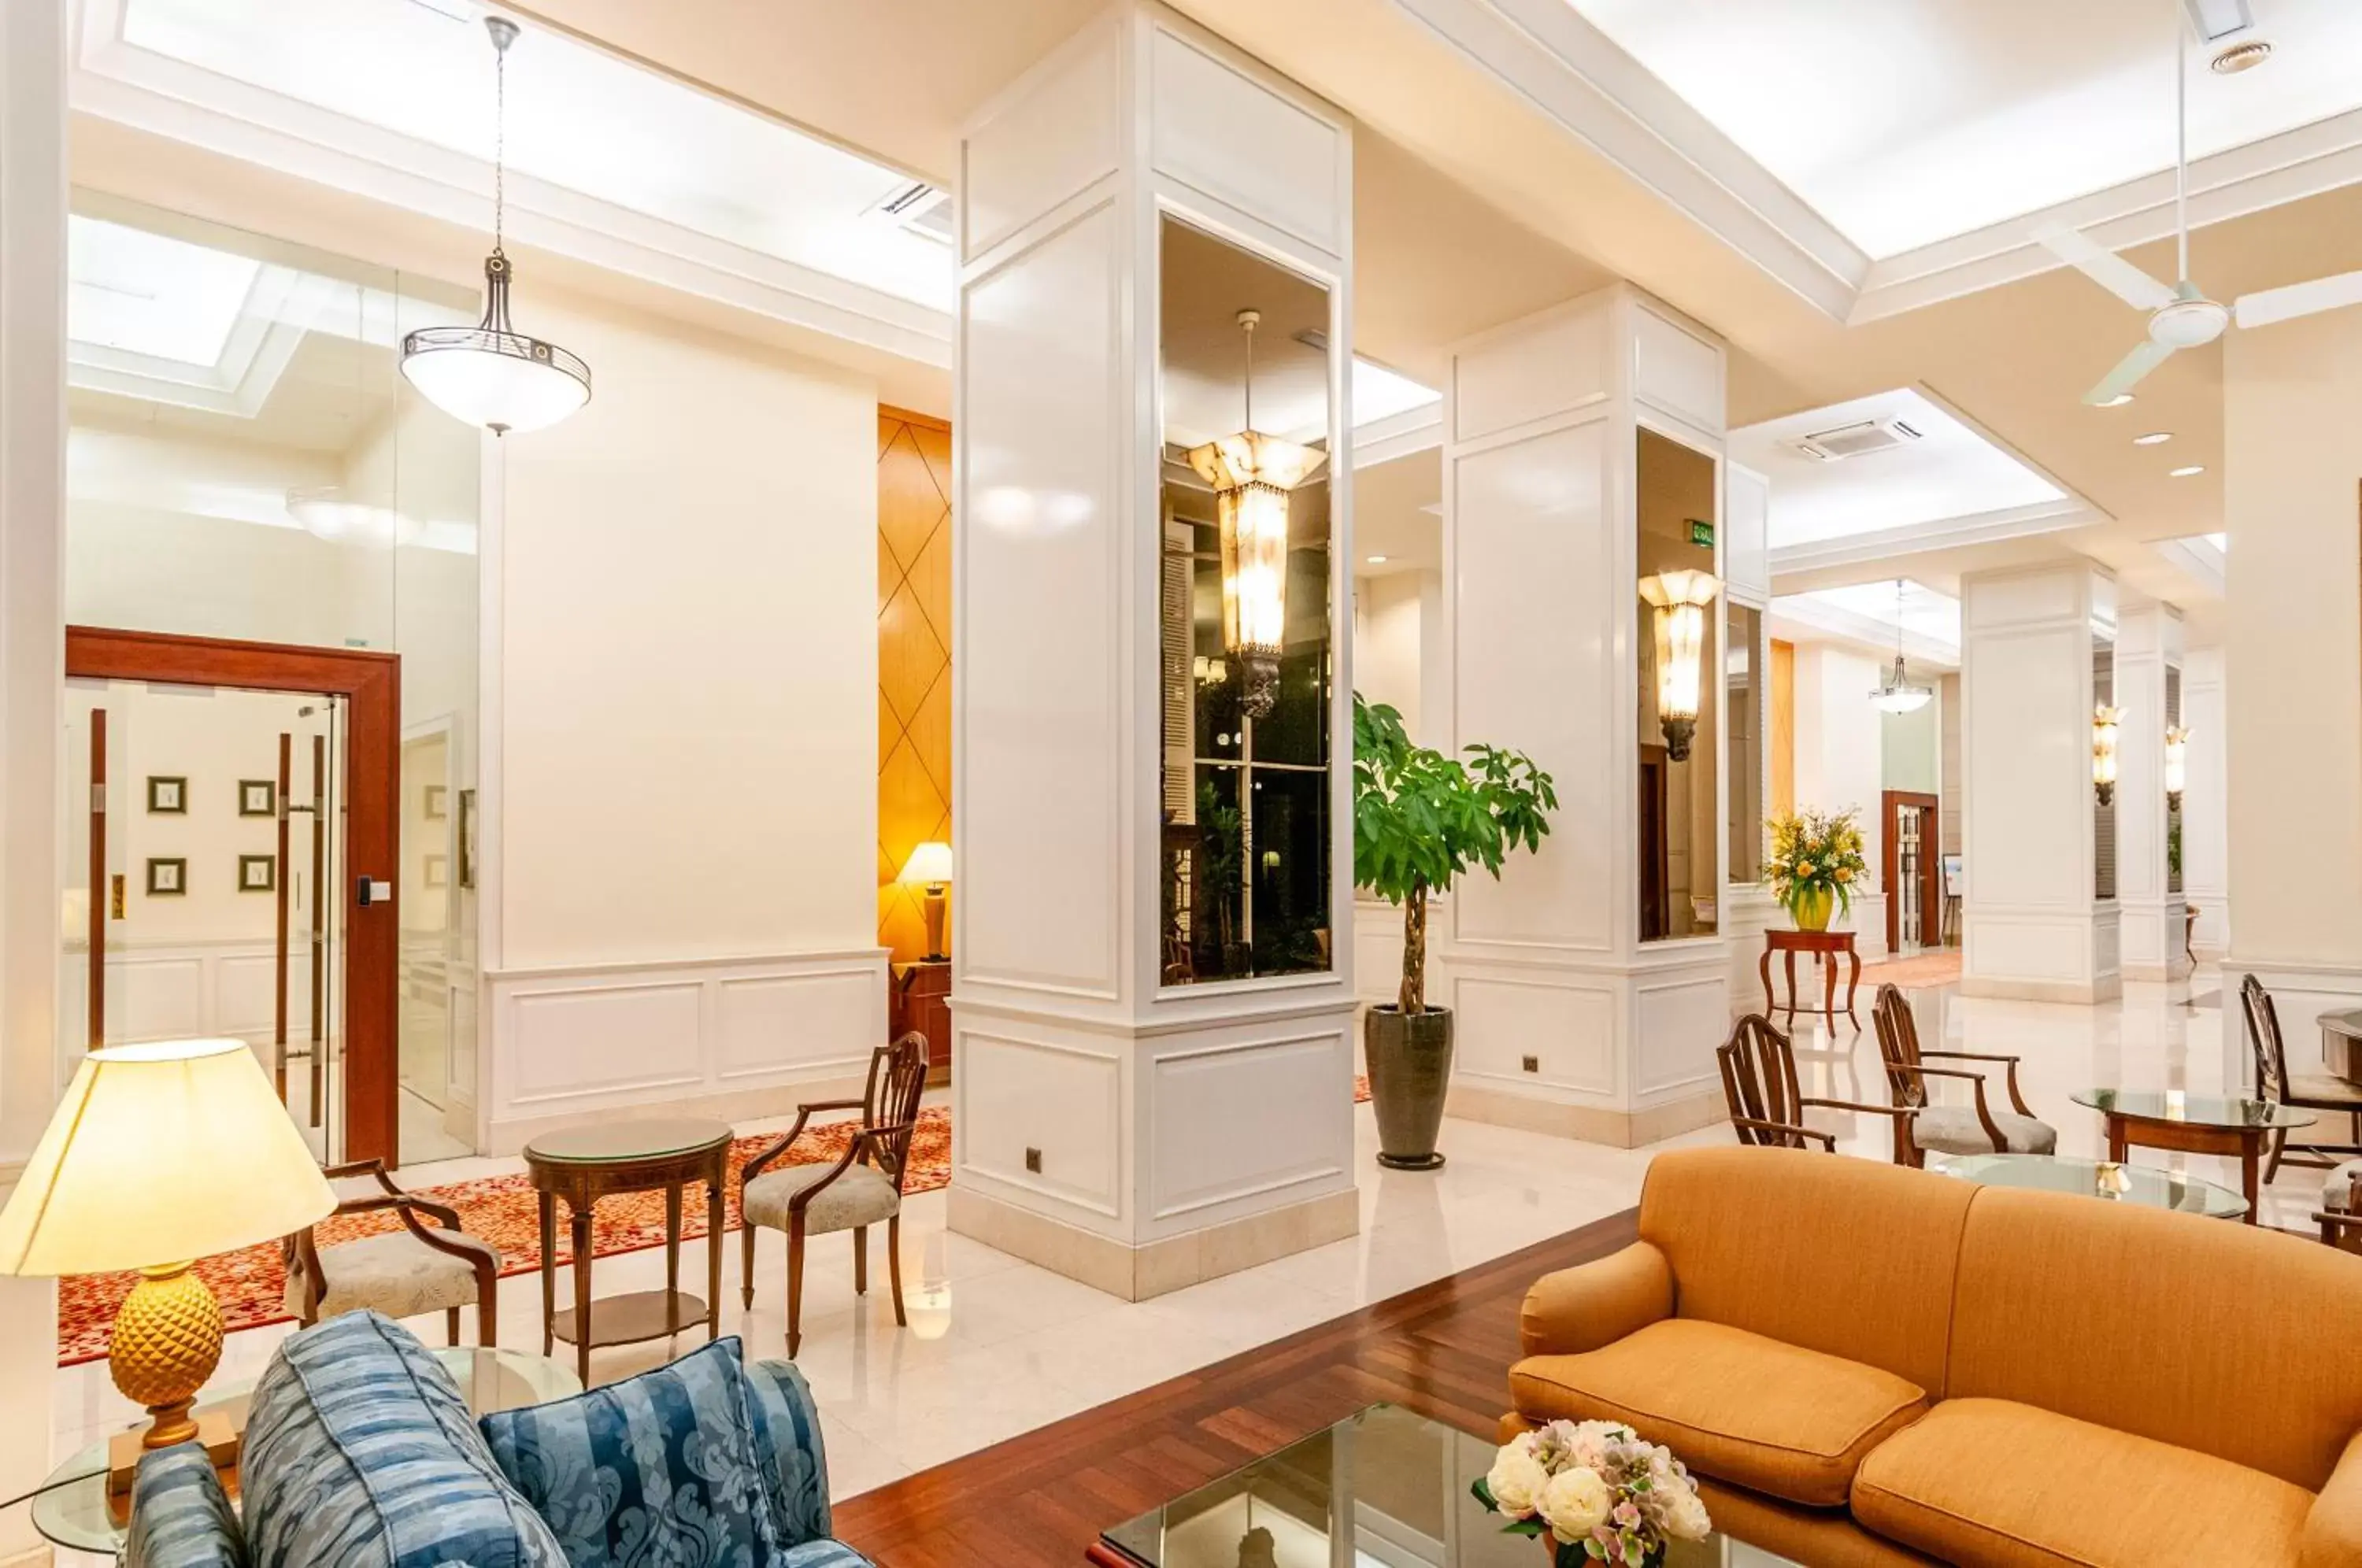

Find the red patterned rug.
xmin=61 ymin=1078 xmax=1379 ymax=1367
xmin=55 ymin=1111 xmax=950 ymax=1368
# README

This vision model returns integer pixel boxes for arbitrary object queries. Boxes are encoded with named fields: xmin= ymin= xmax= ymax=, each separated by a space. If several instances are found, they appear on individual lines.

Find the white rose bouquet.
xmin=1474 ymin=1419 xmax=1711 ymax=1566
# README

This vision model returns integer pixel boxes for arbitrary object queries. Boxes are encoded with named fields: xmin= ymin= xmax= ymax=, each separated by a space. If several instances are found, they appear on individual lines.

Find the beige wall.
xmin=2225 ymin=309 xmax=2362 ymax=974
xmin=498 ymin=288 xmax=879 ymax=969
xmin=1353 ymin=570 xmax=1431 ymax=745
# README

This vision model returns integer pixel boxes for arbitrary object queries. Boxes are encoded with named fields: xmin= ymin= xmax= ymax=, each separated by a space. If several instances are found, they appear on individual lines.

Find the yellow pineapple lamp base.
xmin=109 ymin=1261 xmax=224 ymax=1448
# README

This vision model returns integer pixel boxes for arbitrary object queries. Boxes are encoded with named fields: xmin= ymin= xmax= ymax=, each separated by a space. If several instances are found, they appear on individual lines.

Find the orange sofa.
xmin=1506 ymin=1147 xmax=2362 ymax=1566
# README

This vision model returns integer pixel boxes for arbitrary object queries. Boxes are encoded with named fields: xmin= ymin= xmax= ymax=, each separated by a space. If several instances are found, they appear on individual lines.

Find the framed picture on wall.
xmin=146 ymin=776 xmax=187 ymax=814
xmin=423 ymin=853 xmax=449 ymax=889
xmin=238 ymin=854 xmax=276 ymax=893
xmin=145 ymin=857 xmax=186 ymax=896
xmin=239 ymin=779 xmax=276 ymax=817
xmin=457 ymin=788 xmax=478 ymax=889
xmin=423 ymin=784 xmax=448 ymax=820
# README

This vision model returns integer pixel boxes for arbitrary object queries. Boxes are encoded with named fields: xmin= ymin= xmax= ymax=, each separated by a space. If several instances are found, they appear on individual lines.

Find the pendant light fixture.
xmin=1187 ymin=309 xmax=1324 ymax=720
xmin=400 ymin=16 xmax=590 ymax=436
xmin=2093 ymin=703 xmax=2123 ymax=805
xmin=1869 ymin=579 xmax=1934 ymax=714
xmin=1638 ymin=568 xmax=1720 ymax=761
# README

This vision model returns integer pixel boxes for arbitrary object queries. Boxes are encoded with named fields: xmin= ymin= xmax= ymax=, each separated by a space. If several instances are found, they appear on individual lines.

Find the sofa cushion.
xmin=479 ymin=1336 xmax=782 ymax=1568
xmin=1853 ymin=1397 xmax=2314 ymax=1567
xmin=127 ymin=1443 xmax=246 ymax=1568
xmin=1638 ymin=1148 xmax=1974 ymax=1398
xmin=1509 ymin=1318 xmax=1929 ymax=1507
xmin=240 ymin=1311 xmax=566 ymax=1568
xmin=742 ymin=1357 xmax=833 ymax=1547
xmin=1946 ymin=1185 xmax=2362 ymax=1491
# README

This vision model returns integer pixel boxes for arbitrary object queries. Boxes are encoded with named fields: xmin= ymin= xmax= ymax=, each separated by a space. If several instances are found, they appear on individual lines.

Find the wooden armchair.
xmin=739 ymin=1033 xmax=930 ymax=1356
xmin=1718 ymin=1014 xmax=1916 ymax=1156
xmin=1871 ymin=983 xmax=2057 ymax=1167
xmin=283 ymin=1158 xmax=499 ymax=1344
xmin=2242 ymin=973 xmax=2362 ymax=1180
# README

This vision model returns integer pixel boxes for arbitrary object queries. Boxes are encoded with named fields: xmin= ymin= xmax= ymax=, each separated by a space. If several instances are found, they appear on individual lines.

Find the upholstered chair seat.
xmin=2323 ymin=1159 xmax=2362 ymax=1212
xmin=742 ymin=1162 xmax=901 ymax=1237
xmin=1911 ymin=1106 xmax=2059 ymax=1158
xmin=283 ymin=1229 xmax=483 ymax=1322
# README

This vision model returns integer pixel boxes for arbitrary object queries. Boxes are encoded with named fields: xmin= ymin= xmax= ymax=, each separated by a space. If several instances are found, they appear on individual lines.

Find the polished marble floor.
xmin=46 ymin=963 xmax=2342 ymax=1559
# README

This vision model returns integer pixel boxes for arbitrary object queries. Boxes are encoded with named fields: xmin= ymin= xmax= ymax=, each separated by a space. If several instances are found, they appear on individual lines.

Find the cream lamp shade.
xmin=0 ymin=1037 xmax=334 ymax=1278
xmin=898 ymin=841 xmax=955 ymax=887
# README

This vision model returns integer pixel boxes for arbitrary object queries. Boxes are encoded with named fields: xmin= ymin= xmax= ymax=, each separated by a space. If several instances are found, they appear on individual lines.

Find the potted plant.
xmin=1353 ymin=695 xmax=1556 ymax=1170
xmin=1764 ymin=806 xmax=1868 ymax=931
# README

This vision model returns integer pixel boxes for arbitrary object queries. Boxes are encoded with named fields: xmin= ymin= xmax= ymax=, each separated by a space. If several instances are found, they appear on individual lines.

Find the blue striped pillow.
xmin=240 ymin=1311 xmax=567 ymax=1568
xmin=127 ymin=1442 xmax=246 ymax=1568
xmin=479 ymin=1337 xmax=783 ymax=1568
xmin=739 ymin=1359 xmax=832 ymax=1548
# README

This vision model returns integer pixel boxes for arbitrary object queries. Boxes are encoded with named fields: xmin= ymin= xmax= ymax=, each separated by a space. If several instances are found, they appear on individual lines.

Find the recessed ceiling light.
xmin=2170 ymin=464 xmax=2205 ymax=478
xmin=1365 ymin=555 xmax=1390 ymax=564
xmin=2133 ymin=431 xmax=2173 ymax=446
xmin=2095 ymin=393 xmax=2134 ymax=408
xmin=2211 ymin=39 xmax=2272 ymax=74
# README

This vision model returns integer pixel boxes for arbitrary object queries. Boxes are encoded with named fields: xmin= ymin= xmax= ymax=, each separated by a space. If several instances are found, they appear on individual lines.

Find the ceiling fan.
xmin=2036 ymin=17 xmax=2362 ymax=405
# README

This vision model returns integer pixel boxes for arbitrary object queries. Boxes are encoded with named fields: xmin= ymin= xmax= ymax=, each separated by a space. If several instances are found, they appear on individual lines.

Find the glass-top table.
xmin=33 ymin=1344 xmax=579 ymax=1554
xmin=1091 ymin=1403 xmax=1794 ymax=1568
xmin=2070 ymin=1089 xmax=2314 ymax=1225
xmin=1934 ymin=1152 xmax=2248 ymax=1219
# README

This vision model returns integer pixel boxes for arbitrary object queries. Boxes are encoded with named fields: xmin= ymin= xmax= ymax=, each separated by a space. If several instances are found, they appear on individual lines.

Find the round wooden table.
xmin=1760 ymin=927 xmax=1861 ymax=1031
xmin=524 ymin=1117 xmax=732 ymax=1386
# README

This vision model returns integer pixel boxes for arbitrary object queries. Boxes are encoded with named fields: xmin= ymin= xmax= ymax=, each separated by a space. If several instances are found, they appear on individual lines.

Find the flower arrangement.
xmin=1474 ymin=1419 xmax=1711 ymax=1566
xmin=1763 ymin=806 xmax=1868 ymax=930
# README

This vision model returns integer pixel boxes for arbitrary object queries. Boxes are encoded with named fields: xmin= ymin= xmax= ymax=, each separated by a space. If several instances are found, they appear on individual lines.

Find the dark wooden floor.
xmin=832 ymin=1209 xmax=1639 ymax=1566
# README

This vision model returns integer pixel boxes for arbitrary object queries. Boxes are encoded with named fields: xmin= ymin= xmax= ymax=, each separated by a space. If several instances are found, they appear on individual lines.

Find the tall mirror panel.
xmin=1157 ymin=216 xmax=1334 ymax=986
xmin=1636 ymin=428 xmax=1721 ymax=941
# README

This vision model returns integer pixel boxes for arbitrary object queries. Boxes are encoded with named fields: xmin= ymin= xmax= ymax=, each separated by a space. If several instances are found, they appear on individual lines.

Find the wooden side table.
xmin=524 ymin=1118 xmax=732 ymax=1386
xmin=1760 ymin=928 xmax=1862 ymax=1031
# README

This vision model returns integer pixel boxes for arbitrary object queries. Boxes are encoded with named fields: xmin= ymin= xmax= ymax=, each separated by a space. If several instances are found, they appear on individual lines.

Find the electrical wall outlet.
xmin=1024 ymin=1146 xmax=1042 ymax=1174
xmin=1521 ymin=1054 xmax=1539 ymax=1074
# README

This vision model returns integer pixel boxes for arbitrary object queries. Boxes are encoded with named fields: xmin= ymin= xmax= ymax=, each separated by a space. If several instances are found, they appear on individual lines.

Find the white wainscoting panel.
xmin=1452 ymin=298 xmax=1609 ymax=445
xmin=1146 ymin=1029 xmax=1352 ymax=1222
xmin=957 ymin=1026 xmax=1124 ymax=1220
xmin=1634 ymin=967 xmax=1730 ymax=1098
xmin=1149 ymin=25 xmax=1342 ymax=257
xmin=1631 ymin=305 xmax=1723 ymax=435
xmin=963 ymin=16 xmax=1123 ymax=262
xmin=485 ymin=949 xmax=887 ymax=1148
xmin=63 ymin=938 xmax=315 ymax=1048
xmin=1964 ymin=624 xmax=2086 ymax=908
xmin=1450 ymin=971 xmax=1616 ymax=1095
xmin=1723 ymin=464 xmax=1769 ymax=603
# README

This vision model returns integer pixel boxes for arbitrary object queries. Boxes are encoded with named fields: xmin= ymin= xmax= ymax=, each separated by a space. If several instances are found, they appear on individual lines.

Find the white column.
xmin=2115 ymin=601 xmax=2189 ymax=981
xmin=948 ymin=2 xmax=1359 ymax=1299
xmin=1437 ymin=287 xmax=1731 ymax=1148
xmin=1958 ymin=564 xmax=2120 ymax=1002
xmin=0 ymin=0 xmax=65 ymax=1554
xmin=1720 ymin=463 xmax=1780 ymax=997
xmin=2182 ymin=645 xmax=2229 ymax=961
xmin=1790 ymin=643 xmax=1888 ymax=960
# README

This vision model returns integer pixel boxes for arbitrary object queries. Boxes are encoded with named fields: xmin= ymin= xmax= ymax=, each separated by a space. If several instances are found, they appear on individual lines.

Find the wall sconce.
xmin=1187 ymin=309 xmax=1325 ymax=720
xmin=1639 ymin=569 xmax=1721 ymax=762
xmin=2092 ymin=704 xmax=2123 ymax=805
xmin=2164 ymin=724 xmax=2190 ymax=809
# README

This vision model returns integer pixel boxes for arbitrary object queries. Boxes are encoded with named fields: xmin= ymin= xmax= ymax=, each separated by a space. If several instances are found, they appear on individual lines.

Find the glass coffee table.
xmin=33 ymin=1344 xmax=579 ymax=1555
xmin=1933 ymin=1152 xmax=2247 ymax=1219
xmin=1090 ymin=1403 xmax=1794 ymax=1568
xmin=2071 ymin=1089 xmax=2313 ymax=1226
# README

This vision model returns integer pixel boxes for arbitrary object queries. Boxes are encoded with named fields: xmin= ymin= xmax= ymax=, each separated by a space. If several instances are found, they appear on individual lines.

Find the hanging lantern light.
xmin=1639 ymin=569 xmax=1721 ymax=761
xmin=400 ymin=17 xmax=590 ymax=436
xmin=1187 ymin=309 xmax=1324 ymax=720
xmin=2093 ymin=703 xmax=2123 ymax=805
xmin=1868 ymin=578 xmax=1934 ymax=714
xmin=2164 ymin=723 xmax=2190 ymax=808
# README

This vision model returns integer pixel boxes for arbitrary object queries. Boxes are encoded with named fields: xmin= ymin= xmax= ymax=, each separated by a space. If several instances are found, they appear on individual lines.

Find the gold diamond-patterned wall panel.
xmin=878 ymin=409 xmax=953 ymax=963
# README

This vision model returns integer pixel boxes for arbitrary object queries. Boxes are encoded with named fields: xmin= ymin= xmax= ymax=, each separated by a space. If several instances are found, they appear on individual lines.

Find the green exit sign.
xmin=1687 ymin=519 xmax=1715 ymax=548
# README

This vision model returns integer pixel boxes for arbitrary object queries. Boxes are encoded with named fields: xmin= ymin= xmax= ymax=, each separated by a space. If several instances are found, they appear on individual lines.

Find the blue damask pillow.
xmin=127 ymin=1442 xmax=246 ymax=1568
xmin=479 ymin=1336 xmax=782 ymax=1568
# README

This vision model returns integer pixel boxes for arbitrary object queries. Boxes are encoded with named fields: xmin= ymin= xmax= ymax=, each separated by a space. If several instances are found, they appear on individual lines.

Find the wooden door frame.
xmin=67 ymin=627 xmax=402 ymax=1164
xmin=1881 ymin=790 xmax=1940 ymax=954
xmin=1638 ymin=743 xmax=1670 ymax=942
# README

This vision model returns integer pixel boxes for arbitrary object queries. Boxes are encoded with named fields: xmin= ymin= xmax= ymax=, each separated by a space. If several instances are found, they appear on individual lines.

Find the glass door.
xmin=61 ymin=679 xmax=348 ymax=1162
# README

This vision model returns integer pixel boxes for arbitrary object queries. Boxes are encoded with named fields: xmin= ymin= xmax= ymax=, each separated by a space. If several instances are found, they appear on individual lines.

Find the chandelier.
xmin=399 ymin=17 xmax=590 ymax=436
xmin=1638 ymin=569 xmax=1720 ymax=761
xmin=1868 ymin=579 xmax=1934 ymax=714
xmin=1186 ymin=309 xmax=1324 ymax=720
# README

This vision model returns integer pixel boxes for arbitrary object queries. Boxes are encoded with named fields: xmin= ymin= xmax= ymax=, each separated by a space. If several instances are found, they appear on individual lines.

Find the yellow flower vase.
xmin=1792 ymin=886 xmax=1834 ymax=932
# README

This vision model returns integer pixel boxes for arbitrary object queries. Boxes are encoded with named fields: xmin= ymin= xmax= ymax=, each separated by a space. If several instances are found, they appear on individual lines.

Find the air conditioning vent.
xmin=869 ymin=181 xmax=955 ymax=246
xmin=1787 ymin=417 xmax=1923 ymax=463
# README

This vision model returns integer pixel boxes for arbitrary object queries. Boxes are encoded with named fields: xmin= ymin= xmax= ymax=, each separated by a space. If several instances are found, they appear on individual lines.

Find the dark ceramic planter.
xmin=1364 ymin=1004 xmax=1453 ymax=1170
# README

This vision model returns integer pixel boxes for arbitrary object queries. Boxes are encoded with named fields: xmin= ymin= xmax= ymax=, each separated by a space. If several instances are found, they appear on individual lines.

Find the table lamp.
xmin=0 ymin=1037 xmax=335 ymax=1452
xmin=897 ymin=841 xmax=954 ymax=962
